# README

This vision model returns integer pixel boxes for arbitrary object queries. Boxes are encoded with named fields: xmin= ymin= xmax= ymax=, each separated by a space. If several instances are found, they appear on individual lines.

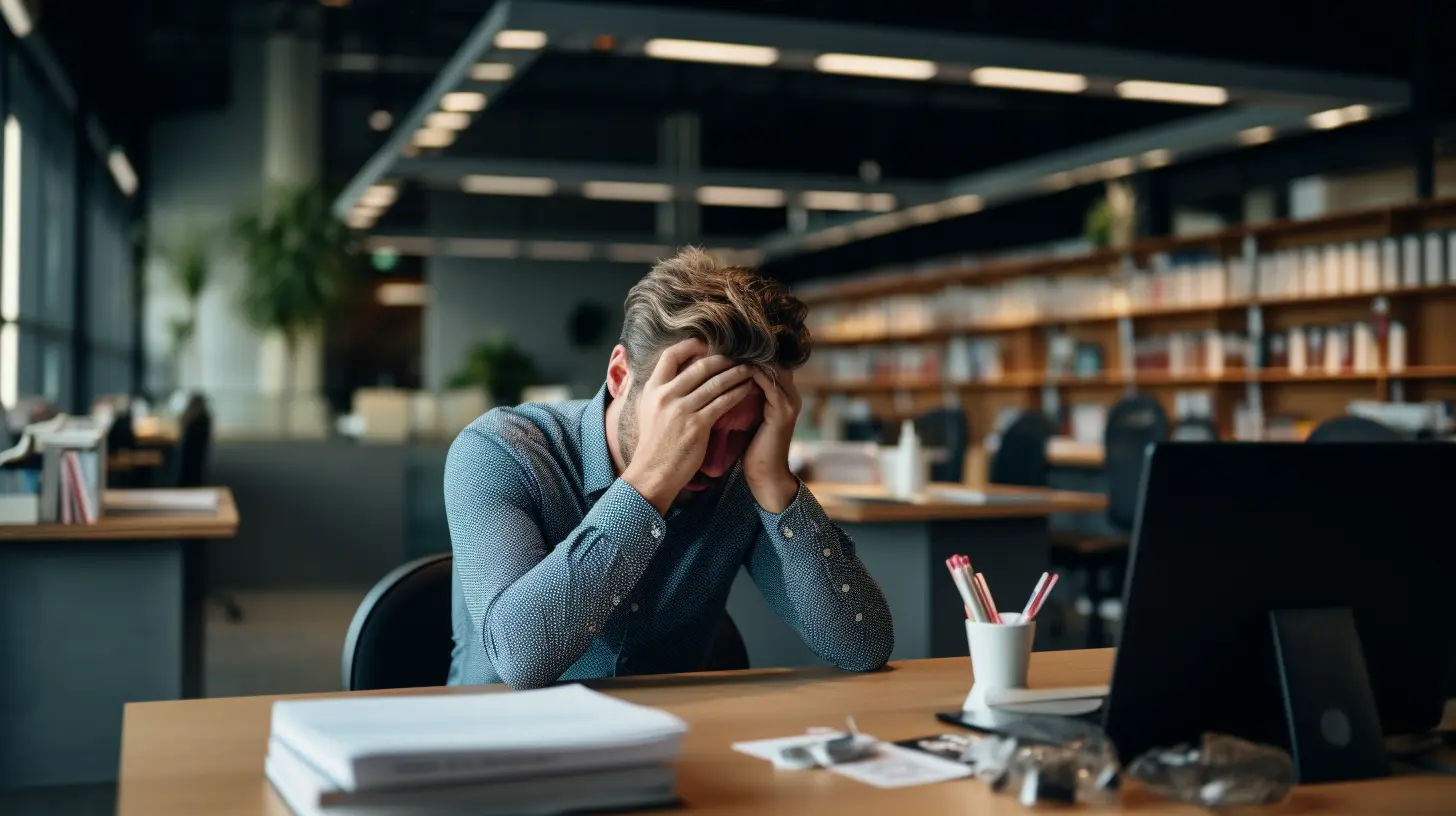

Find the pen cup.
xmin=963 ymin=612 xmax=1036 ymax=712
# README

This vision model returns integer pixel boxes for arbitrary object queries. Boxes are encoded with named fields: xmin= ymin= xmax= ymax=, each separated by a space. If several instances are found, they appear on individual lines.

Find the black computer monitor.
xmin=1105 ymin=443 xmax=1454 ymax=778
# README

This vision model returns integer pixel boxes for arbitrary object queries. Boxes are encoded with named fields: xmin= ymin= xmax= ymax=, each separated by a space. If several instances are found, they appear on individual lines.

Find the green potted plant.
xmin=232 ymin=183 xmax=361 ymax=432
xmin=447 ymin=337 xmax=540 ymax=407
xmin=161 ymin=228 xmax=213 ymax=389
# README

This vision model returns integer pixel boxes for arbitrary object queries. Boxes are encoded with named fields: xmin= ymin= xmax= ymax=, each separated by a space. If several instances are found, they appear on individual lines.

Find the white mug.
xmin=962 ymin=613 xmax=1036 ymax=712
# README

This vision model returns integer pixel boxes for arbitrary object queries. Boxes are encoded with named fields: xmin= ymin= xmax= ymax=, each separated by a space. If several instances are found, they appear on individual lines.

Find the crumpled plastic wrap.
xmin=1125 ymin=733 xmax=1294 ymax=807
xmin=959 ymin=720 xmax=1121 ymax=806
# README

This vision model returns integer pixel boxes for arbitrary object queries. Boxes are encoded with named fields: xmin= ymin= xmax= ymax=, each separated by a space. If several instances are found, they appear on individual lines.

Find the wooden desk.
xmin=117 ymin=649 xmax=1456 ymax=815
xmin=0 ymin=488 xmax=238 ymax=788
xmin=726 ymin=483 xmax=1106 ymax=668
xmin=108 ymin=448 xmax=168 ymax=471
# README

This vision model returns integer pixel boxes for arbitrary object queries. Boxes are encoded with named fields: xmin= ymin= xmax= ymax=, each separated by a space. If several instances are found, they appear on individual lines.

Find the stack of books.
xmin=266 ymin=684 xmax=688 ymax=816
xmin=0 ymin=415 xmax=106 ymax=525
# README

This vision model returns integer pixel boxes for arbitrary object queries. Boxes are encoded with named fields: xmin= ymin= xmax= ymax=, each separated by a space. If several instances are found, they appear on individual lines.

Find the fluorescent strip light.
xmin=412 ymin=128 xmax=456 ymax=148
xmin=345 ymin=210 xmax=377 ymax=230
xmin=425 ymin=111 xmax=471 ymax=130
xmin=1140 ymin=148 xmax=1172 ymax=169
xmin=495 ymin=30 xmax=547 ymax=50
xmin=813 ymin=53 xmax=937 ymax=81
xmin=800 ymin=190 xmax=898 ymax=212
xmin=443 ymin=238 xmax=521 ymax=259
xmin=606 ymin=243 xmax=672 ymax=263
xmin=107 ymin=148 xmax=138 ymax=196
xmin=0 ymin=0 xmax=32 ymax=38
xmin=359 ymin=184 xmax=398 ymax=208
xmin=938 ymin=194 xmax=983 ymax=216
xmin=902 ymin=202 xmax=943 ymax=224
xmin=1042 ymin=172 xmax=1074 ymax=191
xmin=695 ymin=186 xmax=785 ymax=208
xmin=376 ymin=282 xmax=427 ymax=307
xmin=970 ymin=66 xmax=1086 ymax=94
xmin=581 ymin=181 xmax=675 ymax=202
xmin=1307 ymin=104 xmax=1371 ymax=130
xmin=0 ymin=323 xmax=14 ymax=409
xmin=1087 ymin=157 xmax=1136 ymax=179
xmin=2 ymin=117 xmax=19 ymax=322
xmin=529 ymin=241 xmax=594 ymax=261
xmin=471 ymin=62 xmax=516 ymax=82
xmin=1115 ymin=80 xmax=1228 ymax=106
xmin=440 ymin=92 xmax=487 ymax=112
xmin=643 ymin=38 xmax=779 ymax=67
xmin=461 ymin=174 xmax=558 ymax=196
xmin=1237 ymin=125 xmax=1276 ymax=145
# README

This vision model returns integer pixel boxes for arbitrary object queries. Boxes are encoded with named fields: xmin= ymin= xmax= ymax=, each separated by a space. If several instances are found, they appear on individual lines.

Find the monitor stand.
xmin=1269 ymin=607 xmax=1391 ymax=783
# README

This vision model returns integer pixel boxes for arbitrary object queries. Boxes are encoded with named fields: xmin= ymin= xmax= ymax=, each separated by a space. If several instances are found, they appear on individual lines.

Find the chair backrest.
xmin=342 ymin=553 xmax=750 ymax=689
xmin=107 ymin=410 xmax=136 ymax=451
xmin=173 ymin=400 xmax=213 ymax=488
xmin=342 ymin=553 xmax=455 ymax=691
xmin=1104 ymin=394 xmax=1169 ymax=531
xmin=1306 ymin=415 xmax=1403 ymax=443
xmin=988 ymin=410 xmax=1053 ymax=487
xmin=1170 ymin=417 xmax=1219 ymax=442
xmin=915 ymin=407 xmax=969 ymax=483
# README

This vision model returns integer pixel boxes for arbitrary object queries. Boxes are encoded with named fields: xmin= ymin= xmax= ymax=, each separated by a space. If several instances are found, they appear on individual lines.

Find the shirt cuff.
xmin=585 ymin=478 xmax=668 ymax=556
xmin=757 ymin=480 xmax=831 ymax=545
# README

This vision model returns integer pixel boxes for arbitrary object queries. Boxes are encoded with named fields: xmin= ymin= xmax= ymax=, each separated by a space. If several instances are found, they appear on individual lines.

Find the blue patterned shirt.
xmin=444 ymin=384 xmax=894 ymax=688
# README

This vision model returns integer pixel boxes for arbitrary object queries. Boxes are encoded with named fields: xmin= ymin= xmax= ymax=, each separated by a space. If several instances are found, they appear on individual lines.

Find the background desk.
xmin=727 ymin=483 xmax=1106 ymax=667
xmin=117 ymin=649 xmax=1456 ymax=815
xmin=0 ymin=488 xmax=238 ymax=788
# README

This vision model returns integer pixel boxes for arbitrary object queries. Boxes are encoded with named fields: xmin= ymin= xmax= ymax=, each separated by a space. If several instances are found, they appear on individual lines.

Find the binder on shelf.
xmin=1425 ymin=233 xmax=1445 ymax=287
xmin=1380 ymin=238 xmax=1400 ymax=291
xmin=1401 ymin=235 xmax=1422 ymax=288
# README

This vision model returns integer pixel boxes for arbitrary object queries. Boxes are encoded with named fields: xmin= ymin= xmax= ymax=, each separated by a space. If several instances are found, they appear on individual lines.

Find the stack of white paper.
xmin=266 ymin=685 xmax=687 ymax=816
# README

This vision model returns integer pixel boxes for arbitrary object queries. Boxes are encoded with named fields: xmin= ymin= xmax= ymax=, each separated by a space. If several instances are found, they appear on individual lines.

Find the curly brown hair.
xmin=619 ymin=247 xmax=812 ymax=389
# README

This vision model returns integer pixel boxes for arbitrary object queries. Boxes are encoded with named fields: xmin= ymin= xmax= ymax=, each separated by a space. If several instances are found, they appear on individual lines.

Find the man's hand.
xmin=743 ymin=367 xmax=802 ymax=514
xmin=620 ymin=339 xmax=757 ymax=515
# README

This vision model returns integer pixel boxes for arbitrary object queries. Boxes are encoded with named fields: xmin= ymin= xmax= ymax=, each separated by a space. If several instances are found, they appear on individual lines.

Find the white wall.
xmin=424 ymin=257 xmax=646 ymax=399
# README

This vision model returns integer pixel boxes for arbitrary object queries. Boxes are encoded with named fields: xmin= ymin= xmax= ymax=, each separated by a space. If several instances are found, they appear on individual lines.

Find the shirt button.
xmin=781 ymin=525 xmax=794 ymax=539
xmin=823 ymin=548 xmax=833 ymax=557
xmin=841 ymin=584 xmax=851 ymax=593
xmin=631 ymin=603 xmax=640 ymax=612
xmin=650 ymin=525 xmax=663 ymax=540
xmin=612 ymin=595 xmax=621 ymax=606
xmin=855 ymin=612 xmax=864 ymax=622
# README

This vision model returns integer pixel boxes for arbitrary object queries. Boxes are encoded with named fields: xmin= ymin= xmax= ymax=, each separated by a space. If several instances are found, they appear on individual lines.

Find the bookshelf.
xmin=798 ymin=198 xmax=1456 ymax=445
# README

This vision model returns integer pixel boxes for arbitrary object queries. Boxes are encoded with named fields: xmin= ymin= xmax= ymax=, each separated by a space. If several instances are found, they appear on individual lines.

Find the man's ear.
xmin=606 ymin=345 xmax=631 ymax=399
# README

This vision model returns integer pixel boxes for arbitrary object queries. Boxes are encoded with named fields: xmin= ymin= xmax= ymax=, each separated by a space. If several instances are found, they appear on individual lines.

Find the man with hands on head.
xmin=444 ymin=248 xmax=893 ymax=689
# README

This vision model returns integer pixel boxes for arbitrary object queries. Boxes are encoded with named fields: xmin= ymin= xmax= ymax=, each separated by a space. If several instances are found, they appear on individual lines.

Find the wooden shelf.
xmin=801 ymin=366 xmax=1456 ymax=395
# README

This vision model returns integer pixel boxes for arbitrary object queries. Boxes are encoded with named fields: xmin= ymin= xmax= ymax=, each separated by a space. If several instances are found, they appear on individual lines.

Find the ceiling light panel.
xmin=970 ymin=66 xmax=1087 ymax=94
xmin=696 ymin=186 xmax=786 ymax=208
xmin=801 ymin=190 xmax=898 ymax=212
xmin=1114 ymin=80 xmax=1229 ymax=106
xmin=412 ymin=128 xmax=456 ymax=148
xmin=425 ymin=111 xmax=471 ymax=130
xmin=813 ymin=53 xmax=937 ymax=81
xmin=471 ymin=62 xmax=516 ymax=82
xmin=581 ymin=181 xmax=675 ymax=202
xmin=461 ymin=175 xmax=558 ymax=196
xmin=1237 ymin=125 xmax=1276 ymax=145
xmin=643 ymin=38 xmax=779 ymax=66
xmin=440 ymin=92 xmax=487 ymax=112
xmin=495 ymin=30 xmax=547 ymax=50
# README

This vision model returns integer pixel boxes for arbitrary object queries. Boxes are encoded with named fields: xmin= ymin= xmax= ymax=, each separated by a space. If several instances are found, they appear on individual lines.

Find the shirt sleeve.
xmin=444 ymin=424 xmax=665 ymax=689
xmin=744 ymin=480 xmax=894 ymax=671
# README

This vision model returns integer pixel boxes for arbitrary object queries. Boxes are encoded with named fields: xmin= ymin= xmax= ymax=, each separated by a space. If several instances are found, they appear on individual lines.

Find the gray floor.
xmin=0 ymin=590 xmax=367 ymax=816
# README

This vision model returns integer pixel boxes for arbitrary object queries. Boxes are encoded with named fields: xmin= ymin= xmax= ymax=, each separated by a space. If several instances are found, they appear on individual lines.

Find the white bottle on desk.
xmin=890 ymin=419 xmax=928 ymax=499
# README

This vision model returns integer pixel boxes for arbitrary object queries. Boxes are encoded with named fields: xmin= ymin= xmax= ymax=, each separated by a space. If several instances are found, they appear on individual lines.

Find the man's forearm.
xmin=473 ymin=479 xmax=665 ymax=688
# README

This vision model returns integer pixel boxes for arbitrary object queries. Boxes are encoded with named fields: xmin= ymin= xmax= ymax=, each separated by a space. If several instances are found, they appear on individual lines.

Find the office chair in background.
xmin=1169 ymin=417 xmax=1219 ymax=442
xmin=987 ymin=410 xmax=1053 ymax=487
xmin=915 ymin=406 xmax=969 ymax=483
xmin=1307 ymin=415 xmax=1403 ymax=442
xmin=1052 ymin=393 xmax=1168 ymax=648
xmin=342 ymin=554 xmax=750 ymax=691
xmin=840 ymin=417 xmax=884 ymax=444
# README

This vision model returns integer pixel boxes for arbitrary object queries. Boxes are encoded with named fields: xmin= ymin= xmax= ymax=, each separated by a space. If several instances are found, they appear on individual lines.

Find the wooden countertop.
xmin=0 ymin=487 xmax=238 ymax=541
xmin=807 ymin=481 xmax=1107 ymax=522
xmin=117 ymin=649 xmax=1456 ymax=815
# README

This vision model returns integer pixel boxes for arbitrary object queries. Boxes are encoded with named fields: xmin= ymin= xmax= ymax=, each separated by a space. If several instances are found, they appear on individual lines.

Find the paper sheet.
xmin=732 ymin=734 xmax=972 ymax=789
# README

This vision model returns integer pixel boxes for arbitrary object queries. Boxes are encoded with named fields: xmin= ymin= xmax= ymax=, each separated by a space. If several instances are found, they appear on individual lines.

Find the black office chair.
xmin=1170 ymin=417 xmax=1219 ymax=442
xmin=343 ymin=553 xmax=455 ymax=691
xmin=107 ymin=409 xmax=139 ymax=488
xmin=342 ymin=554 xmax=750 ymax=691
xmin=1052 ymin=394 xmax=1168 ymax=648
xmin=841 ymin=418 xmax=884 ymax=444
xmin=915 ymin=407 xmax=969 ymax=484
xmin=988 ymin=410 xmax=1053 ymax=487
xmin=1307 ymin=415 xmax=1403 ymax=443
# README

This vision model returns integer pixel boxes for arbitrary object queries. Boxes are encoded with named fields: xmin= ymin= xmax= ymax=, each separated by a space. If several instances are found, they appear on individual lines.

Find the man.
xmin=445 ymin=248 xmax=893 ymax=688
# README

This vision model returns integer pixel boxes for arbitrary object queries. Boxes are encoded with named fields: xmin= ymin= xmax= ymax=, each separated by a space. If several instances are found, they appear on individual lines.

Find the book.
xmin=266 ymin=738 xmax=676 ymax=816
xmin=268 ymin=684 xmax=687 ymax=793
